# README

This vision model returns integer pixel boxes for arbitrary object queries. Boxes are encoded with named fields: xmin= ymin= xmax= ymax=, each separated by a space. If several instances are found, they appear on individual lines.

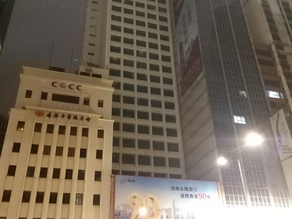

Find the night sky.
xmin=0 ymin=0 xmax=86 ymax=115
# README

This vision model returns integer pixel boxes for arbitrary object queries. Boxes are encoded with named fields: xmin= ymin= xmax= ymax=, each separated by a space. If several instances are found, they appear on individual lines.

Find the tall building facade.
xmin=0 ymin=66 xmax=114 ymax=218
xmin=0 ymin=0 xmax=15 ymax=52
xmin=81 ymin=0 xmax=186 ymax=178
xmin=171 ymin=0 xmax=290 ymax=208
xmin=244 ymin=0 xmax=292 ymax=200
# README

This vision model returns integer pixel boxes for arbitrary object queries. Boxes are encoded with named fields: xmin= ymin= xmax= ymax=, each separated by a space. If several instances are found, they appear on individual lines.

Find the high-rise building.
xmin=80 ymin=0 xmax=186 ymax=178
xmin=244 ymin=0 xmax=292 ymax=200
xmin=0 ymin=114 xmax=8 ymax=156
xmin=0 ymin=0 xmax=15 ymax=52
xmin=0 ymin=66 xmax=114 ymax=218
xmin=171 ymin=0 xmax=290 ymax=208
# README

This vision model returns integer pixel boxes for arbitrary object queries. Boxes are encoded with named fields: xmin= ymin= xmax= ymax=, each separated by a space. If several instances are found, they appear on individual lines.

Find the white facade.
xmin=0 ymin=66 xmax=114 ymax=219
xmin=81 ymin=0 xmax=186 ymax=178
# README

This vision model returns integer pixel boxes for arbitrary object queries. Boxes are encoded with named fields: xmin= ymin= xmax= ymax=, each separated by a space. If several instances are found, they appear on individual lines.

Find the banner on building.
xmin=270 ymin=109 xmax=292 ymax=161
xmin=113 ymin=175 xmax=221 ymax=219
xmin=173 ymin=0 xmax=203 ymax=96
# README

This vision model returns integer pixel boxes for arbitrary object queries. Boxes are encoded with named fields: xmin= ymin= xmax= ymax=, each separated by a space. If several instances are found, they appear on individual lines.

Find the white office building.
xmin=0 ymin=66 xmax=114 ymax=219
xmin=81 ymin=0 xmax=186 ymax=178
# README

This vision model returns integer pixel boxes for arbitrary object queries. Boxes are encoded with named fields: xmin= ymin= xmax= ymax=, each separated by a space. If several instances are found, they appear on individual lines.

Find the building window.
xmin=153 ymin=157 xmax=165 ymax=167
xmin=68 ymin=148 xmax=75 ymax=157
xmin=167 ymin=143 xmax=179 ymax=152
xmin=12 ymin=142 xmax=21 ymax=152
xmin=152 ymin=112 xmax=162 ymax=121
xmin=78 ymin=170 xmax=85 ymax=180
xmin=65 ymin=169 xmax=73 ymax=179
xmin=25 ymin=90 xmax=32 ymax=98
xmin=36 ymin=192 xmax=44 ymax=203
xmin=122 ymin=138 xmax=135 ymax=148
xmin=80 ymin=149 xmax=87 ymax=158
xmin=52 ymin=168 xmax=61 ymax=179
xmin=52 ymin=93 xmax=79 ymax=104
xmin=154 ymin=173 xmax=166 ymax=178
xmin=70 ymin=126 xmax=77 ymax=136
xmin=94 ymin=171 xmax=102 ymax=181
xmin=93 ymin=194 xmax=100 ymax=205
xmin=34 ymin=123 xmax=42 ymax=132
xmin=58 ymin=125 xmax=66 ymax=134
xmin=138 ymin=111 xmax=149 ymax=120
xmin=16 ymin=121 xmax=25 ymax=131
xmin=55 ymin=146 xmax=63 ymax=156
xmin=83 ymin=98 xmax=90 ymax=105
xmin=7 ymin=165 xmax=16 ymax=176
xmin=138 ymin=140 xmax=150 ymax=149
xmin=112 ymin=153 xmax=119 ymax=163
xmin=82 ymin=128 xmax=89 ymax=137
xmin=2 ymin=190 xmax=11 ymax=202
xmin=26 ymin=166 xmax=35 ymax=177
xmin=97 ymin=130 xmax=104 ymax=138
xmin=239 ymin=90 xmax=247 ymax=97
xmin=41 ymin=92 xmax=48 ymax=100
xmin=122 ymin=154 xmax=135 ymax=164
xmin=96 ymin=150 xmax=103 ymax=159
xmin=267 ymin=90 xmax=284 ymax=99
xmin=46 ymin=124 xmax=54 ymax=133
xmin=39 ymin=168 xmax=48 ymax=178
xmin=62 ymin=193 xmax=70 ymax=204
xmin=98 ymin=100 xmax=104 ymax=107
xmin=152 ymin=127 xmax=164 ymax=136
xmin=43 ymin=145 xmax=51 ymax=155
xmin=233 ymin=115 xmax=246 ymax=124
xmin=76 ymin=194 xmax=83 ymax=205
xmin=123 ymin=123 xmax=135 ymax=132
xmin=49 ymin=192 xmax=57 ymax=203
xmin=166 ymin=128 xmax=177 ymax=137
xmin=22 ymin=191 xmax=31 ymax=202
xmin=153 ymin=141 xmax=164 ymax=151
xmin=30 ymin=144 xmax=39 ymax=154
xmin=168 ymin=158 xmax=180 ymax=168
xmin=138 ymin=155 xmax=151 ymax=165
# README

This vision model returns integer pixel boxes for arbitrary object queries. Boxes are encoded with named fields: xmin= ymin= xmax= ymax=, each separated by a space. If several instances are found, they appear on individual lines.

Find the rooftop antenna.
xmin=48 ymin=43 xmax=54 ymax=68
xmin=69 ymin=47 xmax=74 ymax=73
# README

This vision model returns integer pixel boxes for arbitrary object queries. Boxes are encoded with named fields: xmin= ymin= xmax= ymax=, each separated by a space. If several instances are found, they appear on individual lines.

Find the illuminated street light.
xmin=217 ymin=157 xmax=228 ymax=166
xmin=245 ymin=132 xmax=264 ymax=146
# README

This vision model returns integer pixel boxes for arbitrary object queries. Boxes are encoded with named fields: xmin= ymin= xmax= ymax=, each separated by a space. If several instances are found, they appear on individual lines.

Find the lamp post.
xmin=217 ymin=132 xmax=264 ymax=207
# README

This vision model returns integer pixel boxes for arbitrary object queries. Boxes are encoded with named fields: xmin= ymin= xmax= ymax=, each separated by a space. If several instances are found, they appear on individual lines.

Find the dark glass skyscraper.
xmin=172 ymin=0 xmax=290 ymax=207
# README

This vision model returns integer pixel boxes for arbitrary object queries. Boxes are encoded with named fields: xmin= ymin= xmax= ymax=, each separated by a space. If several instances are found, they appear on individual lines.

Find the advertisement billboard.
xmin=113 ymin=175 xmax=221 ymax=219
xmin=173 ymin=0 xmax=203 ymax=95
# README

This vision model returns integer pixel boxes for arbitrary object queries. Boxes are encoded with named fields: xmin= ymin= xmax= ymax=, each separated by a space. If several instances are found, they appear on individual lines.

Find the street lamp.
xmin=217 ymin=132 xmax=264 ymax=207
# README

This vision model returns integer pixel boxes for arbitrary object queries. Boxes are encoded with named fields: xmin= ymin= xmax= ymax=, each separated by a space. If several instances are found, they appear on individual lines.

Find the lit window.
xmin=16 ymin=121 xmax=25 ymax=131
xmin=98 ymin=100 xmax=104 ymax=107
xmin=233 ymin=115 xmax=246 ymax=124
xmin=267 ymin=90 xmax=284 ymax=99
xmin=239 ymin=90 xmax=247 ymax=97
xmin=76 ymin=194 xmax=83 ymax=205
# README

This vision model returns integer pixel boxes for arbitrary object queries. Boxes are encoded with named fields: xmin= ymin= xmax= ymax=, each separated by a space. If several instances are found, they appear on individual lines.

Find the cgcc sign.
xmin=51 ymin=81 xmax=82 ymax=91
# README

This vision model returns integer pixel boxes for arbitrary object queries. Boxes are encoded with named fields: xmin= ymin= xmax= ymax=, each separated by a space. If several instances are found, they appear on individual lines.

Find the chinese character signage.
xmin=173 ymin=0 xmax=203 ymax=95
xmin=114 ymin=175 xmax=220 ymax=219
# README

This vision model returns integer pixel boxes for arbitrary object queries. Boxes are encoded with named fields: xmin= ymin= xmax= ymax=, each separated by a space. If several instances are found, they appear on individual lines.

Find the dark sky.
xmin=0 ymin=0 xmax=86 ymax=115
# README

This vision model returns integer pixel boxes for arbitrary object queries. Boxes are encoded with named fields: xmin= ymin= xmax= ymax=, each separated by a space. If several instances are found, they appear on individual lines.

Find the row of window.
xmin=16 ymin=122 xmax=105 ymax=138
xmin=110 ymin=46 xmax=171 ymax=60
xmin=112 ymin=169 xmax=181 ymax=179
xmin=110 ymin=70 xmax=173 ymax=86
xmin=12 ymin=143 xmax=103 ymax=159
xmin=113 ymin=95 xmax=175 ymax=110
xmin=113 ymin=0 xmax=167 ymax=5
xmin=111 ymin=12 xmax=168 ymax=23
xmin=112 ymin=153 xmax=181 ymax=167
xmin=114 ymin=123 xmax=178 ymax=136
xmin=2 ymin=190 xmax=100 ymax=205
xmin=25 ymin=90 xmax=104 ymax=107
xmin=113 ymin=138 xmax=179 ymax=152
xmin=112 ymin=3 xmax=167 ymax=14
xmin=113 ymin=83 xmax=174 ymax=95
xmin=8 ymin=165 xmax=101 ymax=181
xmin=112 ymin=109 xmax=176 ymax=122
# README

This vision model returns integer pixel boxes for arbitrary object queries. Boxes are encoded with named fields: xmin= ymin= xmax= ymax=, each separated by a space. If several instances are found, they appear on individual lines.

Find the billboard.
xmin=173 ymin=0 xmax=203 ymax=95
xmin=270 ymin=109 xmax=292 ymax=160
xmin=113 ymin=175 xmax=221 ymax=219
